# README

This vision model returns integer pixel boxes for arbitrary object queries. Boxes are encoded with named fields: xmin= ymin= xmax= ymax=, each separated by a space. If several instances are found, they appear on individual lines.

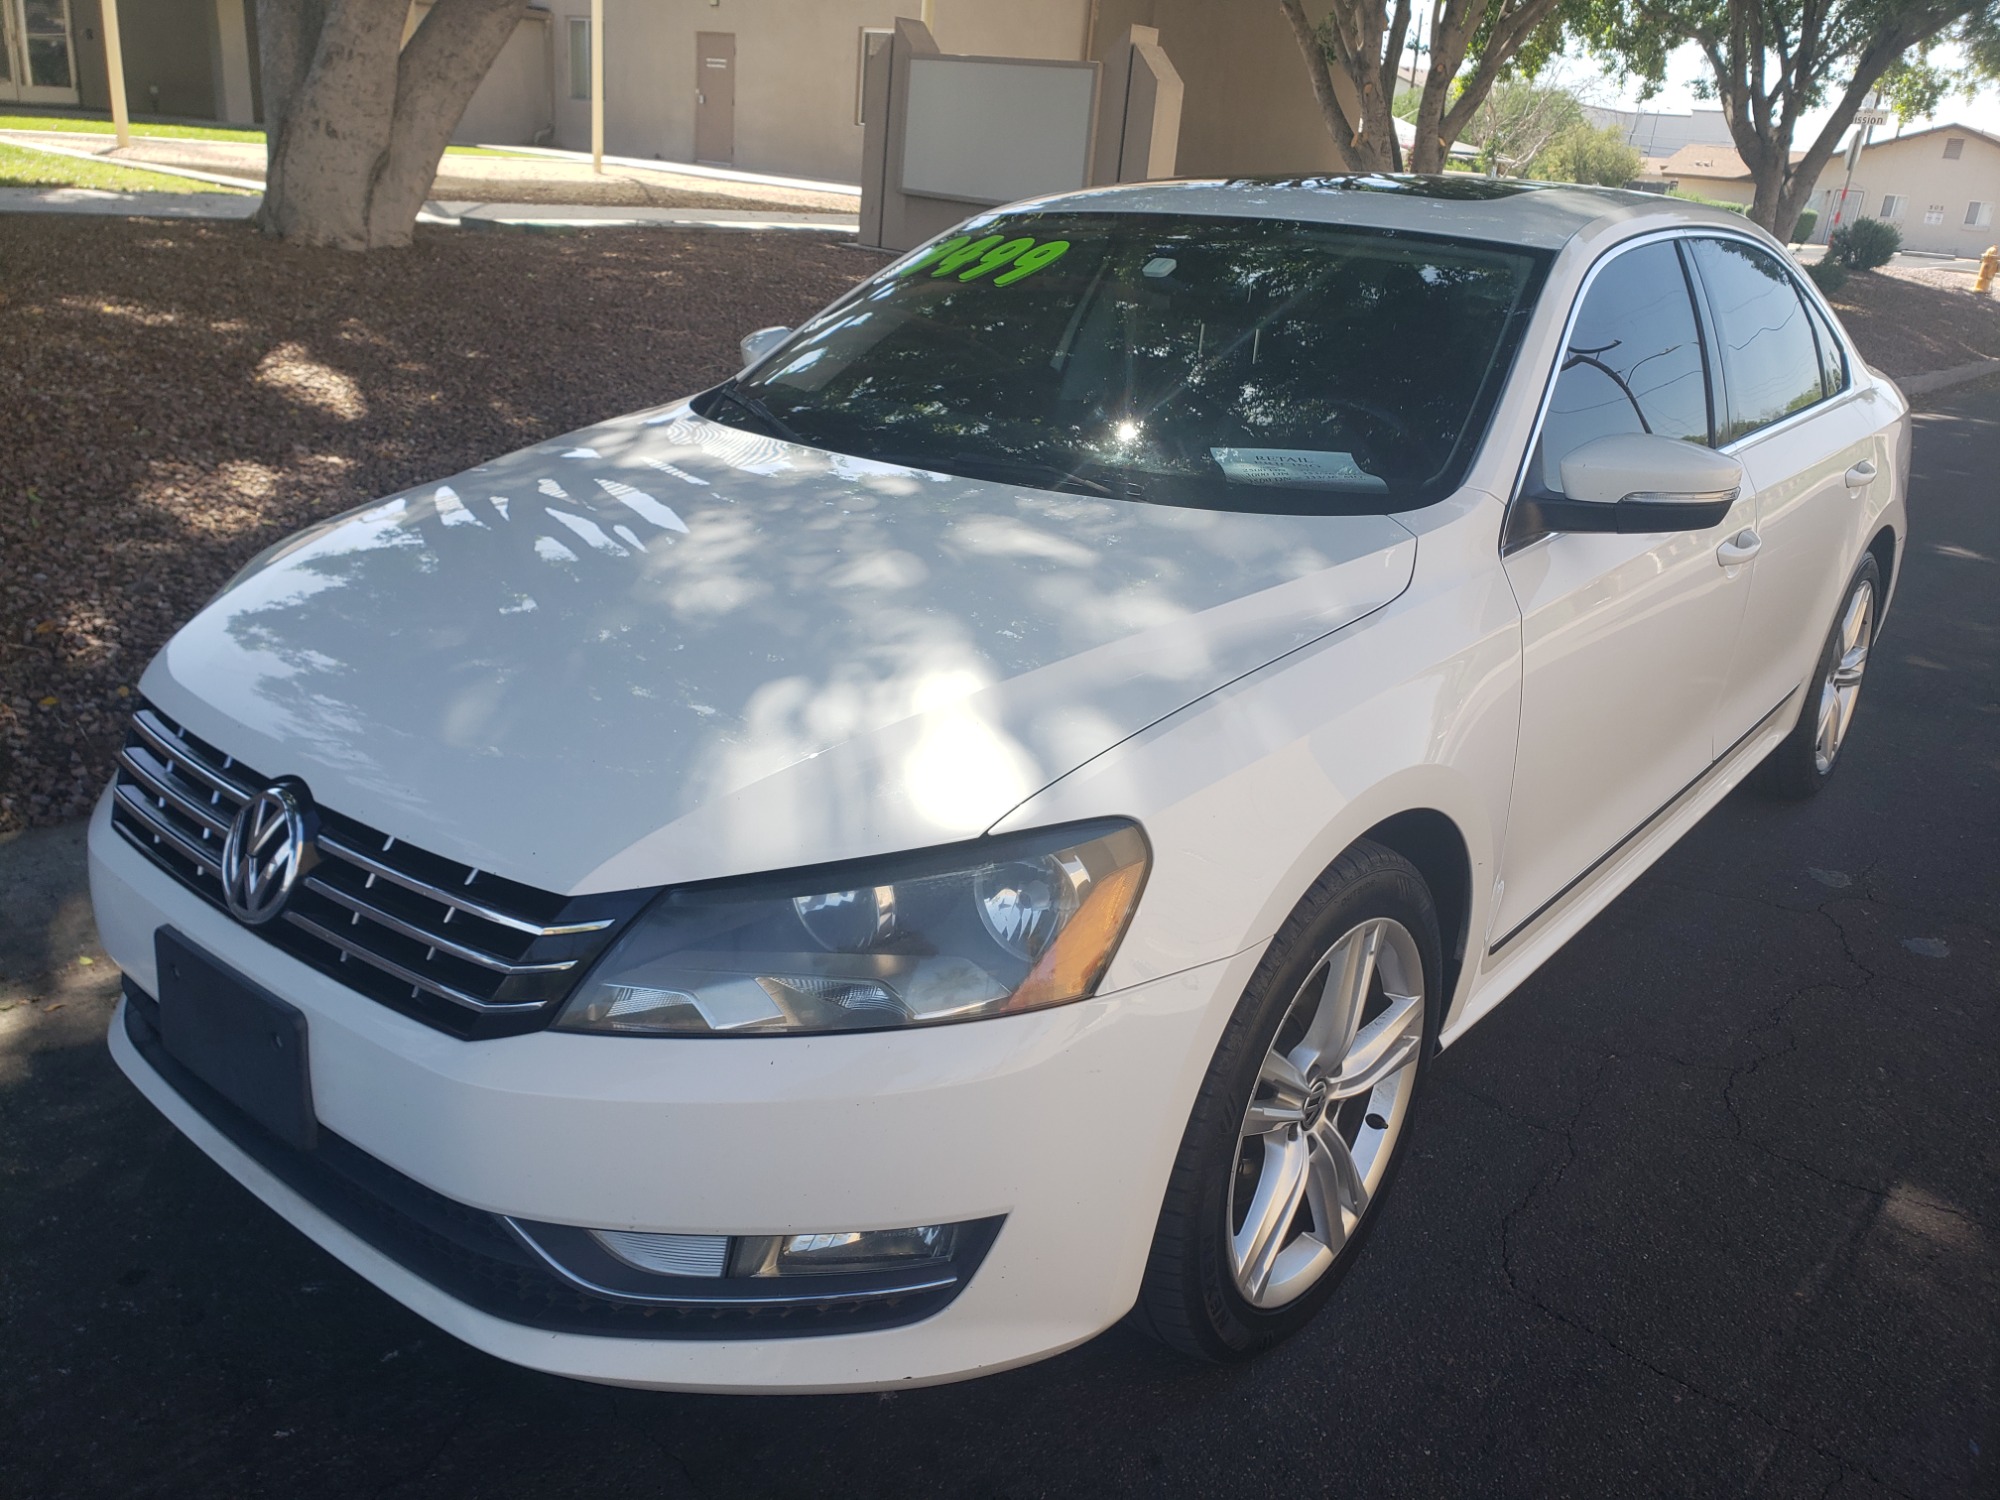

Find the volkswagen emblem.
xmin=221 ymin=783 xmax=314 ymax=926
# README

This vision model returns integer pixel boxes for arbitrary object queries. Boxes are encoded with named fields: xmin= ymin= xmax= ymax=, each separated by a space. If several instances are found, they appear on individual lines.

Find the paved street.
xmin=2 ymin=381 xmax=1995 ymax=1500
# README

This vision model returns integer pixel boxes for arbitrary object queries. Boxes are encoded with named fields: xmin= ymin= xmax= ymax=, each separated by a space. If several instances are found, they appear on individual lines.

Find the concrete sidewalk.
xmin=0 ymin=185 xmax=855 ymax=234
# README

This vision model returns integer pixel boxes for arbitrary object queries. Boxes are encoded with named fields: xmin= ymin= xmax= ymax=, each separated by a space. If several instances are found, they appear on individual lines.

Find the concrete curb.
xmin=475 ymin=142 xmax=859 ymax=199
xmin=1897 ymin=357 xmax=2000 ymax=395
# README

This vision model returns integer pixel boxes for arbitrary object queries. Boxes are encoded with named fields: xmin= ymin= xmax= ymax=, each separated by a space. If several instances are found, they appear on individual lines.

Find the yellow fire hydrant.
xmin=1978 ymin=245 xmax=1999 ymax=295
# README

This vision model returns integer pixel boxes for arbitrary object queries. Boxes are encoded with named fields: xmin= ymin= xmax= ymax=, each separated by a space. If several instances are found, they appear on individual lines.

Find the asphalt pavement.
xmin=1 ymin=382 xmax=1995 ymax=1499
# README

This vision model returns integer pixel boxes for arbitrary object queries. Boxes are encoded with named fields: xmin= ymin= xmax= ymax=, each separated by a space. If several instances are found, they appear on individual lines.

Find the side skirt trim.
xmin=1487 ymin=688 xmax=1798 ymax=957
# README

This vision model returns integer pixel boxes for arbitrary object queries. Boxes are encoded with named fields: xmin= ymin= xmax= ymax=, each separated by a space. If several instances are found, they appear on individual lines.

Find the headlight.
xmin=555 ymin=819 xmax=1149 ymax=1035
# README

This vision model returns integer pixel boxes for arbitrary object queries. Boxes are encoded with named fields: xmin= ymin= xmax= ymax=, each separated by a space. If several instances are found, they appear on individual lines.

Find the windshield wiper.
xmin=865 ymin=451 xmax=1115 ymax=498
xmin=705 ymin=383 xmax=805 ymax=445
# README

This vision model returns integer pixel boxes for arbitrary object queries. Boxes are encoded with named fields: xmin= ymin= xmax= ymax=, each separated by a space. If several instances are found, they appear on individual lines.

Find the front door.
xmin=694 ymin=31 xmax=734 ymax=165
xmin=1492 ymin=235 xmax=1758 ymax=948
xmin=0 ymin=0 xmax=81 ymax=106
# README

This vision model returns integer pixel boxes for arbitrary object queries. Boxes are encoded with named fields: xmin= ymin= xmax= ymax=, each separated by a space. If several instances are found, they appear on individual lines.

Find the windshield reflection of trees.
xmin=732 ymin=217 xmax=1539 ymax=513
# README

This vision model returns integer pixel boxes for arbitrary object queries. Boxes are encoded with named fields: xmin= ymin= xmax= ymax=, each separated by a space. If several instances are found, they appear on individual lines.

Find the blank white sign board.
xmin=902 ymin=57 xmax=1097 ymax=206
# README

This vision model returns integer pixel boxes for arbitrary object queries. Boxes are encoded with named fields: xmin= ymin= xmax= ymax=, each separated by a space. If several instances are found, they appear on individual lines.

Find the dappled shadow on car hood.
xmin=143 ymin=408 xmax=1416 ymax=892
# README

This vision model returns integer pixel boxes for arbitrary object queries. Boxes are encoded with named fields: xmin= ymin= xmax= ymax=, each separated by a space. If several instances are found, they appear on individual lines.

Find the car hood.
xmin=145 ymin=408 xmax=1416 ymax=894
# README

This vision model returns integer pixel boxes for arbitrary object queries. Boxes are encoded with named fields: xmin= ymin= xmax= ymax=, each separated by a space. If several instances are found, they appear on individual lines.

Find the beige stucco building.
xmin=1809 ymin=124 xmax=2000 ymax=257
xmin=1643 ymin=123 xmax=2000 ymax=256
xmin=515 ymin=0 xmax=1366 ymax=184
xmin=9 ymin=0 xmax=258 ymax=121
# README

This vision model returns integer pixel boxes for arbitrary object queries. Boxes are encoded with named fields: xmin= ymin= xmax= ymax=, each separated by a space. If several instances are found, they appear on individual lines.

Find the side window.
xmin=1806 ymin=297 xmax=1848 ymax=398
xmin=1687 ymin=237 xmax=1826 ymax=441
xmin=1530 ymin=240 xmax=1710 ymax=495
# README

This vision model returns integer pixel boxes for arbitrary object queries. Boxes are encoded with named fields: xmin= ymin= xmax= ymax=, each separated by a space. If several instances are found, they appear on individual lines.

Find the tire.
xmin=1756 ymin=554 xmax=1881 ymax=800
xmin=1133 ymin=840 xmax=1442 ymax=1362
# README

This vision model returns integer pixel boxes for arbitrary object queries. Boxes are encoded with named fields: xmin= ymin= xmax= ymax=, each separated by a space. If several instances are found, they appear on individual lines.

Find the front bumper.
xmin=90 ymin=795 xmax=1256 ymax=1391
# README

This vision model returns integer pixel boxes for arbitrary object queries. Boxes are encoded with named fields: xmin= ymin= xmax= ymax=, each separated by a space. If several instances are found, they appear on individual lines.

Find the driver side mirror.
xmin=739 ymin=325 xmax=792 ymax=371
xmin=1527 ymin=433 xmax=1744 ymax=535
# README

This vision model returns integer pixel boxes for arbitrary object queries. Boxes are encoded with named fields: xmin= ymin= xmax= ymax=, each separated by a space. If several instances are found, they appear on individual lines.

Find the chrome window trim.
xmin=1503 ymin=223 xmax=1861 ymax=551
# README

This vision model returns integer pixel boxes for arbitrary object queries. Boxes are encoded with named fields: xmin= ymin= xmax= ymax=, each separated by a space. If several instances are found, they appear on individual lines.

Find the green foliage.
xmin=1532 ymin=121 xmax=1644 ymax=186
xmin=1880 ymin=56 xmax=1955 ymax=123
xmin=1791 ymin=207 xmax=1819 ymax=242
xmin=1458 ymin=77 xmax=1586 ymax=172
xmin=1805 ymin=258 xmax=1851 ymax=296
xmin=1393 ymin=87 xmax=1422 ymax=123
xmin=1827 ymin=217 xmax=1901 ymax=271
xmin=1667 ymin=188 xmax=1750 ymax=215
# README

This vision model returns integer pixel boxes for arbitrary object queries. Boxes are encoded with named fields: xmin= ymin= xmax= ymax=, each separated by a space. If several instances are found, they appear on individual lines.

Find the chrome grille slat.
xmin=109 ymin=699 xmax=646 ymax=1039
xmin=281 ymin=912 xmax=547 ymax=1014
xmin=113 ymin=781 xmax=224 ymax=877
xmin=131 ymin=709 xmax=256 ymax=804
xmin=314 ymin=832 xmax=613 ymax=938
xmin=301 ymin=875 xmax=576 ymax=975
xmin=116 ymin=746 xmax=234 ymax=839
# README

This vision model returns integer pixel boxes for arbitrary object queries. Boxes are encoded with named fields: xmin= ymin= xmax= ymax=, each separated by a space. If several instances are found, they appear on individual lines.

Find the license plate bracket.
xmin=156 ymin=928 xmax=317 ymax=1151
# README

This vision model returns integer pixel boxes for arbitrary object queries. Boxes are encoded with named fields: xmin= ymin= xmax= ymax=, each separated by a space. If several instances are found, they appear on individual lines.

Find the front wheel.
xmin=1133 ymin=841 xmax=1440 ymax=1361
xmin=1757 ymin=554 xmax=1881 ymax=799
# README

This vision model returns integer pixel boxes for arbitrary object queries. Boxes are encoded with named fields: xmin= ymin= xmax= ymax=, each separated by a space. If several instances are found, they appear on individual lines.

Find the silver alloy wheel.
xmin=1814 ymin=577 xmax=1876 ymax=776
xmin=1227 ymin=916 xmax=1426 ymax=1308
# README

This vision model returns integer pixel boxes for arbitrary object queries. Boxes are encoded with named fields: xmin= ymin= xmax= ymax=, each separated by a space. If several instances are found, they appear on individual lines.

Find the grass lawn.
xmin=0 ymin=141 xmax=247 ymax=193
xmin=0 ymin=112 xmax=528 ymax=155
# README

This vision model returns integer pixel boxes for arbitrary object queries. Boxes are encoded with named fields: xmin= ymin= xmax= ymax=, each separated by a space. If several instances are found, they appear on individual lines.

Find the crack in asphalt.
xmin=1490 ymin=1054 xmax=1927 ymax=1500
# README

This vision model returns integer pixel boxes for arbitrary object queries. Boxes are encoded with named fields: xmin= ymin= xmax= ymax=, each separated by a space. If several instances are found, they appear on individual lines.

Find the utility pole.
xmin=591 ymin=0 xmax=604 ymax=174
xmin=1831 ymin=91 xmax=1886 ymax=238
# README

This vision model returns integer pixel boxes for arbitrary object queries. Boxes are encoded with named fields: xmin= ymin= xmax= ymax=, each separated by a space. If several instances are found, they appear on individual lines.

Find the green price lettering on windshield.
xmin=895 ymin=233 xmax=1070 ymax=287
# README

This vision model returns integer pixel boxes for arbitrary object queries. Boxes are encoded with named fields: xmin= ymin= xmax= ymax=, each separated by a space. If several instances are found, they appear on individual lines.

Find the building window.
xmin=569 ymin=17 xmax=590 ymax=100
xmin=1879 ymin=194 xmax=1904 ymax=221
xmin=856 ymin=27 xmax=891 ymax=126
xmin=1924 ymin=203 xmax=1945 ymax=225
xmin=1943 ymin=137 xmax=1965 ymax=160
xmin=1968 ymin=201 xmax=1994 ymax=228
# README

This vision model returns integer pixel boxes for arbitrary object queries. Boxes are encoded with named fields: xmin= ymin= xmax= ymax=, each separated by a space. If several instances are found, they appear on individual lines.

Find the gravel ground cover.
xmin=1828 ymin=265 xmax=2000 ymax=374
xmin=0 ymin=216 xmax=873 ymax=833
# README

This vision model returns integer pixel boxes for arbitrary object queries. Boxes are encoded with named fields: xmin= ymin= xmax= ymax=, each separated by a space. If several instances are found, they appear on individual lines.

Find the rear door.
xmin=1492 ymin=235 xmax=1758 ymax=949
xmin=1684 ymin=236 xmax=1883 ymax=749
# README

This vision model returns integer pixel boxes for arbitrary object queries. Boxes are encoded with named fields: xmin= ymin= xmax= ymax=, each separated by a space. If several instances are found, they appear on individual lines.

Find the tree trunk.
xmin=1281 ymin=1 xmax=1565 ymax=177
xmin=256 ymin=0 xmax=525 ymax=250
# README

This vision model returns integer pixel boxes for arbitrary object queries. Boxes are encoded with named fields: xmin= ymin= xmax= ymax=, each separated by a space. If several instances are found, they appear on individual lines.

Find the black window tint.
xmin=1532 ymin=240 xmax=1709 ymax=494
xmin=705 ymin=214 xmax=1548 ymax=515
xmin=1688 ymin=237 xmax=1825 ymax=440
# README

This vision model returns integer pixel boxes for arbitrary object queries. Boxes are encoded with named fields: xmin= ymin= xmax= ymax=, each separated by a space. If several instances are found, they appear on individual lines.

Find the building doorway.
xmin=1 ymin=0 xmax=81 ymax=106
xmin=694 ymin=31 xmax=734 ymax=165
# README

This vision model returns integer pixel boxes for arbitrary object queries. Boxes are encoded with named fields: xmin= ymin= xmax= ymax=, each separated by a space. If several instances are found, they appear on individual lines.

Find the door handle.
xmin=1845 ymin=459 xmax=1878 ymax=487
xmin=1716 ymin=528 xmax=1762 ymax=566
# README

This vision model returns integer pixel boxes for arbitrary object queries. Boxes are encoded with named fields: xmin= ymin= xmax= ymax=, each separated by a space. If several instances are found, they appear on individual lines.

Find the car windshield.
xmin=697 ymin=211 xmax=1548 ymax=514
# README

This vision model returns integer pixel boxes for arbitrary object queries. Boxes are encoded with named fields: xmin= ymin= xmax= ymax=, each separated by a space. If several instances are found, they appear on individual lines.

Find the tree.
xmin=257 ymin=0 xmax=524 ymax=250
xmin=1459 ymin=77 xmax=1588 ymax=171
xmin=1278 ymin=0 xmax=1570 ymax=173
xmin=1532 ymin=121 xmax=1645 ymax=182
xmin=1579 ymin=2 xmax=2000 ymax=237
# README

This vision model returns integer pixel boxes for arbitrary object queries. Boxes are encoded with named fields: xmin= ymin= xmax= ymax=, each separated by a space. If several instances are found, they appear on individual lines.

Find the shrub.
xmin=1667 ymin=189 xmax=1749 ymax=216
xmin=1827 ymin=217 xmax=1900 ymax=271
xmin=1805 ymin=258 xmax=1850 ymax=296
xmin=1790 ymin=207 xmax=1818 ymax=243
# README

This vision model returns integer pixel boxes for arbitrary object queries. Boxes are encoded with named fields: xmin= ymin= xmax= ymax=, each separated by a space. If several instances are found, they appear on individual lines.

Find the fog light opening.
xmin=728 ymin=1222 xmax=959 ymax=1278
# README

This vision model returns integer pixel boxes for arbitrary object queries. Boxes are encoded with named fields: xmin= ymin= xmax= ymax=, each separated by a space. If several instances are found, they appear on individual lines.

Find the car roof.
xmin=1017 ymin=174 xmax=1755 ymax=251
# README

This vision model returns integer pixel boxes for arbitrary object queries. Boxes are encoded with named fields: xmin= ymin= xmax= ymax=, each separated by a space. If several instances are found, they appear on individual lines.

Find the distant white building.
xmin=1583 ymin=104 xmax=1735 ymax=161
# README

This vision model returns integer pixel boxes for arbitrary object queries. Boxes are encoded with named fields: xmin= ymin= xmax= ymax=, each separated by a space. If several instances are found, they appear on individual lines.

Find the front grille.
xmin=110 ymin=702 xmax=652 ymax=1038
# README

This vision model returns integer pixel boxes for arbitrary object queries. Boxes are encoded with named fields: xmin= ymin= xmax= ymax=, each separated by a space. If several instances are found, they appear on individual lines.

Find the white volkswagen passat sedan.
xmin=92 ymin=178 xmax=1906 ymax=1392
